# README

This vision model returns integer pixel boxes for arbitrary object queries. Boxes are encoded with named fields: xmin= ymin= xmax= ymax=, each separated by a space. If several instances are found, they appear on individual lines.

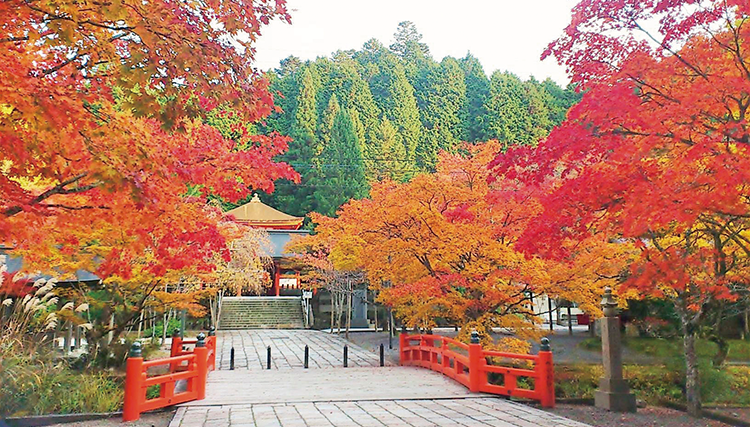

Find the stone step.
xmin=218 ymin=297 xmax=305 ymax=330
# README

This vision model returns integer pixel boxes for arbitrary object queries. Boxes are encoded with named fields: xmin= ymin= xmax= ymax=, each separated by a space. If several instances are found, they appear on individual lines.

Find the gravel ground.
xmin=546 ymin=404 xmax=733 ymax=427
xmin=537 ymin=331 xmax=656 ymax=364
xmin=707 ymin=407 xmax=750 ymax=423
xmin=345 ymin=329 xmax=655 ymax=364
xmin=345 ymin=331 xmax=401 ymax=364
xmin=45 ymin=410 xmax=174 ymax=427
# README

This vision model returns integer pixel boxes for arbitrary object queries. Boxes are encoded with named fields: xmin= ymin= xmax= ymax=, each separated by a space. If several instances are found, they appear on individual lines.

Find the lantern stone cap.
xmin=601 ymin=287 xmax=619 ymax=317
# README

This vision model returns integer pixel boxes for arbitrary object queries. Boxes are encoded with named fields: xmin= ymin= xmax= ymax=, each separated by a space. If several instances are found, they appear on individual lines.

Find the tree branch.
xmin=3 ymin=173 xmax=100 ymax=217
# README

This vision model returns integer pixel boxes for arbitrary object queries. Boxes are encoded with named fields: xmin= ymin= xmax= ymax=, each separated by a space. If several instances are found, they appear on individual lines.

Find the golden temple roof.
xmin=225 ymin=194 xmax=303 ymax=229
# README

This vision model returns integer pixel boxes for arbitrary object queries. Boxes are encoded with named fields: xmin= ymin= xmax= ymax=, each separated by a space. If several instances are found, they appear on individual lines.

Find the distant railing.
xmin=170 ymin=327 xmax=216 ymax=372
xmin=123 ymin=330 xmax=217 ymax=422
xmin=399 ymin=330 xmax=555 ymax=408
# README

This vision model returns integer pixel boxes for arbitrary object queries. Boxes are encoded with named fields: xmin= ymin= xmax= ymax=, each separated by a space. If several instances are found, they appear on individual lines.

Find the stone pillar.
xmin=595 ymin=287 xmax=636 ymax=412
xmin=63 ymin=322 xmax=73 ymax=354
xmin=351 ymin=289 xmax=368 ymax=328
xmin=75 ymin=325 xmax=82 ymax=350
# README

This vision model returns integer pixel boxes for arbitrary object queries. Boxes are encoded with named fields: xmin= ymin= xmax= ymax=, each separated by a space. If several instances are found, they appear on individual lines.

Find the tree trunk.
xmin=107 ymin=314 xmax=115 ymax=345
xmin=137 ymin=309 xmax=144 ymax=339
xmin=548 ymin=296 xmax=554 ymax=331
xmin=63 ymin=322 xmax=72 ymax=355
xmin=332 ymin=292 xmax=341 ymax=334
xmin=336 ymin=293 xmax=343 ymax=335
xmin=567 ymin=306 xmax=573 ymax=336
xmin=330 ymin=292 xmax=336 ymax=333
xmin=683 ymin=326 xmax=702 ymax=416
xmin=75 ymin=325 xmax=82 ymax=351
xmin=217 ymin=290 xmax=224 ymax=328
xmin=709 ymin=335 xmax=729 ymax=368
xmin=388 ymin=308 xmax=394 ymax=349
xmin=345 ymin=288 xmax=352 ymax=341
xmin=209 ymin=294 xmax=216 ymax=328
xmin=161 ymin=309 xmax=167 ymax=345
xmin=161 ymin=308 xmax=172 ymax=346
xmin=707 ymin=305 xmax=728 ymax=367
xmin=744 ymin=306 xmax=749 ymax=341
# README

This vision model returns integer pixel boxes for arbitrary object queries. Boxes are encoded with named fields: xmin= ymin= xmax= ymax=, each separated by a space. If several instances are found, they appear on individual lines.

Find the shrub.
xmin=555 ymin=363 xmax=682 ymax=403
xmin=633 ymin=317 xmax=678 ymax=338
xmin=578 ymin=337 xmax=601 ymax=352
xmin=0 ymin=342 xmax=123 ymax=416
xmin=0 ymin=283 xmax=122 ymax=416
xmin=554 ymin=364 xmax=602 ymax=399
xmin=555 ymin=362 xmax=750 ymax=406
xmin=578 ymin=336 xmax=750 ymax=364
xmin=145 ymin=317 xmax=182 ymax=339
xmin=623 ymin=364 xmax=682 ymax=403
xmin=725 ymin=366 xmax=750 ymax=406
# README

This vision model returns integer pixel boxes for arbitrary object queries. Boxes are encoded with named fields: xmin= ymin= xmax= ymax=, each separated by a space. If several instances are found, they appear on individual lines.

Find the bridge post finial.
xmin=129 ymin=341 xmax=142 ymax=358
xmin=470 ymin=329 xmax=480 ymax=344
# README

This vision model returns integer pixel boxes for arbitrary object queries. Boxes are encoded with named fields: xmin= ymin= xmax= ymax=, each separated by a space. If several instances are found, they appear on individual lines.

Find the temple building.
xmin=220 ymin=194 xmax=370 ymax=330
xmin=224 ymin=194 xmax=309 ymax=297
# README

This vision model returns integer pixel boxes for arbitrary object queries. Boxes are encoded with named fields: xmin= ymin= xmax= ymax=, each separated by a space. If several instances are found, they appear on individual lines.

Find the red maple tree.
xmin=0 ymin=0 xmax=298 ymax=356
xmin=1 ymin=0 xmax=297 ymax=266
xmin=492 ymin=1 xmax=750 ymax=415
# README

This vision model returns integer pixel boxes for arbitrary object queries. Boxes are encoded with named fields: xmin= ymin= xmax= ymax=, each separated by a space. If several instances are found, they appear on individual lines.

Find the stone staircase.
xmin=218 ymin=297 xmax=305 ymax=330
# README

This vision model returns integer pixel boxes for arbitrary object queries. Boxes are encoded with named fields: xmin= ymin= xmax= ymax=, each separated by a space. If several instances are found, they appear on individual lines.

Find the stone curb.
xmin=3 ymin=407 xmax=174 ymax=427
xmin=659 ymin=400 xmax=750 ymax=427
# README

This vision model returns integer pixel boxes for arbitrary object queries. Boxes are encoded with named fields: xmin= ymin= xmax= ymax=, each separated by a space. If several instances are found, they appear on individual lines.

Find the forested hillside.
xmin=258 ymin=22 xmax=581 ymax=218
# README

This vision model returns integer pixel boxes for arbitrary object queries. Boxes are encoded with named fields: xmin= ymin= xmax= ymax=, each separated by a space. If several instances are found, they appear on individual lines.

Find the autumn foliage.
xmin=0 ymin=0 xmax=298 ymax=275
xmin=491 ymin=0 xmax=750 ymax=415
xmin=302 ymin=142 xmax=627 ymax=351
xmin=0 ymin=0 xmax=297 ymax=358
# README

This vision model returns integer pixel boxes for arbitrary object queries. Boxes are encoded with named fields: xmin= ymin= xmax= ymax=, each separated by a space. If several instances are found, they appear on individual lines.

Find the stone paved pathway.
xmin=182 ymin=367 xmax=487 ymax=406
xmin=171 ymin=398 xmax=589 ymax=427
xmin=171 ymin=330 xmax=589 ymax=427
xmin=217 ymin=330 xmax=384 ymax=370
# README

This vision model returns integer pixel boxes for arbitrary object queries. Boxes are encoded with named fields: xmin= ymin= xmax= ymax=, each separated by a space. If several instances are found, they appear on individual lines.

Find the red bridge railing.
xmin=399 ymin=330 xmax=555 ymax=408
xmin=170 ymin=330 xmax=216 ymax=372
xmin=123 ymin=330 xmax=217 ymax=422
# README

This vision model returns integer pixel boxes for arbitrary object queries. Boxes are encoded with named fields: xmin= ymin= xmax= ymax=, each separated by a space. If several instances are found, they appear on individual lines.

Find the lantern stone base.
xmin=595 ymin=378 xmax=636 ymax=412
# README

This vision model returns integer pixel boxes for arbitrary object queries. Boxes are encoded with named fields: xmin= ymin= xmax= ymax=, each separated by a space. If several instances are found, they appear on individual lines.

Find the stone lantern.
xmin=594 ymin=287 xmax=636 ymax=412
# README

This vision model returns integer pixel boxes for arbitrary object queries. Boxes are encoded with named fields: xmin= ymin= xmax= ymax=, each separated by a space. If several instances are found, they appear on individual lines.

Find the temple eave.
xmin=238 ymin=220 xmax=303 ymax=230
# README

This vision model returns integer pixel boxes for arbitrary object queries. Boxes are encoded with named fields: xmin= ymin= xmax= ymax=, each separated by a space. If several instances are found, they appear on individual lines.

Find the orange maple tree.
xmin=0 ymin=0 xmax=298 ymax=263
xmin=1 ymin=0 xmax=296 ymax=242
xmin=0 ymin=0 xmax=298 ymax=355
xmin=491 ymin=0 xmax=750 ymax=414
xmin=304 ymin=142 xmax=626 ymax=352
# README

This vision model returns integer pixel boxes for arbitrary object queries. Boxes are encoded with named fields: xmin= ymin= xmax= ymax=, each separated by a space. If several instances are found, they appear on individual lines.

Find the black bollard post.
xmin=230 ymin=347 xmax=235 ymax=370
xmin=304 ymin=345 xmax=309 ymax=369
xmin=267 ymin=346 xmax=271 ymax=370
xmin=379 ymin=343 xmax=384 ymax=367
xmin=343 ymin=345 xmax=348 ymax=368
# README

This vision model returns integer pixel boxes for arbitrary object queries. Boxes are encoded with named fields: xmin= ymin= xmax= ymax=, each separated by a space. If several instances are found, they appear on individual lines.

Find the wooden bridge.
xmin=125 ymin=330 xmax=590 ymax=426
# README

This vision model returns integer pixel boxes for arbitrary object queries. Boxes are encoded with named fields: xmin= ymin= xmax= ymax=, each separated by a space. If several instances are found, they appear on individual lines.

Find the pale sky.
xmin=253 ymin=0 xmax=579 ymax=85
